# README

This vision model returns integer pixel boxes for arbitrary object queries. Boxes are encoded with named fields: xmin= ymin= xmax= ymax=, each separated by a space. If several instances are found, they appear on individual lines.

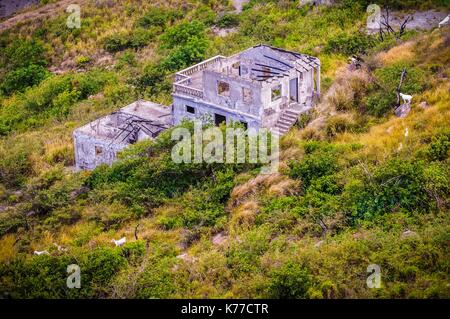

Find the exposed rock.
xmin=419 ymin=101 xmax=430 ymax=109
xmin=26 ymin=210 xmax=36 ymax=217
xmin=88 ymin=92 xmax=105 ymax=100
xmin=232 ymin=0 xmax=249 ymax=13
xmin=69 ymin=186 xmax=89 ymax=200
xmin=212 ymin=232 xmax=228 ymax=246
xmin=314 ymin=240 xmax=325 ymax=248
xmin=211 ymin=26 xmax=238 ymax=37
xmin=401 ymin=230 xmax=419 ymax=239
xmin=176 ymin=253 xmax=196 ymax=263
xmin=395 ymin=103 xmax=411 ymax=118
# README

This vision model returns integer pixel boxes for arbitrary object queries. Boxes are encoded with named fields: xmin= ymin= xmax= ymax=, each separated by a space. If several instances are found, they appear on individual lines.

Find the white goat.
xmin=34 ymin=250 xmax=50 ymax=256
xmin=439 ymin=15 xmax=449 ymax=28
xmin=111 ymin=237 xmax=126 ymax=247
xmin=399 ymin=93 xmax=413 ymax=104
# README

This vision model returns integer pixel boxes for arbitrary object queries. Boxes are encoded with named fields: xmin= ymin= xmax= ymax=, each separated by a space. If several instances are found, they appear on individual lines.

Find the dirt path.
xmin=390 ymin=10 xmax=448 ymax=30
xmin=0 ymin=0 xmax=87 ymax=32
xmin=232 ymin=0 xmax=249 ymax=13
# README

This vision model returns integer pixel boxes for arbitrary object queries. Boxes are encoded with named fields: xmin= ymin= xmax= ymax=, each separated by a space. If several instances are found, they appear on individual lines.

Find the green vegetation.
xmin=0 ymin=0 xmax=448 ymax=299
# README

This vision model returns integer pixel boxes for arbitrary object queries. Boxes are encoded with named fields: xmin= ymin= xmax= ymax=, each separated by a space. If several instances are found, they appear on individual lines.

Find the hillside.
xmin=0 ymin=0 xmax=449 ymax=299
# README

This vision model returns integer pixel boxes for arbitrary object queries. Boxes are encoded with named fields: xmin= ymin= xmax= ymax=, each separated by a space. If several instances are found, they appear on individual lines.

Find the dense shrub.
xmin=0 ymin=70 xmax=112 ymax=134
xmin=160 ymin=21 xmax=205 ymax=49
xmin=216 ymin=13 xmax=240 ymax=28
xmin=2 ymin=38 xmax=47 ymax=70
xmin=1 ymin=65 xmax=50 ymax=96
xmin=426 ymin=132 xmax=450 ymax=161
xmin=0 ymin=38 xmax=49 ymax=95
xmin=160 ymin=37 xmax=209 ymax=71
xmin=345 ymin=159 xmax=439 ymax=221
xmin=104 ymin=29 xmax=153 ymax=53
xmin=136 ymin=7 xmax=181 ymax=29
xmin=268 ymin=262 xmax=313 ymax=299
xmin=365 ymin=64 xmax=425 ymax=116
xmin=325 ymin=32 xmax=375 ymax=56
xmin=289 ymin=142 xmax=341 ymax=189
xmin=0 ymin=140 xmax=36 ymax=187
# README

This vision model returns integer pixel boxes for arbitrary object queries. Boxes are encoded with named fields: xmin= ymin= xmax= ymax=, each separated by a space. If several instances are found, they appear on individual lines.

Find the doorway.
xmin=289 ymin=77 xmax=298 ymax=102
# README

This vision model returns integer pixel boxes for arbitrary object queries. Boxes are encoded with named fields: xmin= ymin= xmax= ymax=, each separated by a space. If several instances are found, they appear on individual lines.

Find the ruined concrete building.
xmin=73 ymin=101 xmax=171 ymax=170
xmin=74 ymin=45 xmax=320 ymax=170
xmin=173 ymin=45 xmax=320 ymax=133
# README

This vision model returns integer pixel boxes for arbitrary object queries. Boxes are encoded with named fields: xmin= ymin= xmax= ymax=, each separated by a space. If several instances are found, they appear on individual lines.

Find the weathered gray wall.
xmin=172 ymin=94 xmax=261 ymax=129
xmin=202 ymin=70 xmax=262 ymax=116
xmin=73 ymin=132 xmax=127 ymax=170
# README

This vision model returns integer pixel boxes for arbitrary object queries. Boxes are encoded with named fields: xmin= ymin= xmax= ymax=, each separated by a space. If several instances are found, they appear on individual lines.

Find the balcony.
xmin=173 ymin=55 xmax=225 ymax=99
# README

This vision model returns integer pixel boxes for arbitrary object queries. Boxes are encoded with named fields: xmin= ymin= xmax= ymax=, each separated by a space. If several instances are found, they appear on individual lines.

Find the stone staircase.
xmin=273 ymin=106 xmax=306 ymax=135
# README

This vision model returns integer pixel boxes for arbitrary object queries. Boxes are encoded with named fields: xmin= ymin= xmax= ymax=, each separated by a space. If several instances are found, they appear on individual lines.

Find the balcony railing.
xmin=173 ymin=83 xmax=204 ymax=99
xmin=173 ymin=55 xmax=225 ymax=98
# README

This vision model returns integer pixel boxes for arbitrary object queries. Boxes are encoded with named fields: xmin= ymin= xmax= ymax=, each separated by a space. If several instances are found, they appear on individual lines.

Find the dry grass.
xmin=0 ymin=234 xmax=17 ymax=262
xmin=229 ymin=173 xmax=300 ymax=207
xmin=376 ymin=40 xmax=416 ymax=66
xmin=229 ymin=200 xmax=259 ymax=234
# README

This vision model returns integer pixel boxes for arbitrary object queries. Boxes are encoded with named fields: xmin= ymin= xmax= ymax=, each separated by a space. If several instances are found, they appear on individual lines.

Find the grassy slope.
xmin=0 ymin=0 xmax=449 ymax=298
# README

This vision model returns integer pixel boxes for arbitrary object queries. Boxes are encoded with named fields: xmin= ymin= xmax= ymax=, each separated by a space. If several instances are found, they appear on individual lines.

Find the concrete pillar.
xmin=316 ymin=65 xmax=321 ymax=99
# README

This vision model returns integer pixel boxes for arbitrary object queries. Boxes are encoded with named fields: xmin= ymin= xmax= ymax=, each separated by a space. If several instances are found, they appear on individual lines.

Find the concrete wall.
xmin=202 ymin=70 xmax=262 ymax=116
xmin=172 ymin=94 xmax=261 ymax=130
xmin=73 ymin=132 xmax=127 ymax=170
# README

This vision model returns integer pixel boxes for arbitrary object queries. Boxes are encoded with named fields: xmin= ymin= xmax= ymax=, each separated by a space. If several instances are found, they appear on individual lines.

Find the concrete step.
xmin=278 ymin=117 xmax=296 ymax=125
xmin=276 ymin=124 xmax=291 ymax=131
xmin=277 ymin=118 xmax=295 ymax=125
xmin=285 ymin=109 xmax=303 ymax=116
xmin=279 ymin=119 xmax=297 ymax=125
xmin=280 ymin=113 xmax=298 ymax=121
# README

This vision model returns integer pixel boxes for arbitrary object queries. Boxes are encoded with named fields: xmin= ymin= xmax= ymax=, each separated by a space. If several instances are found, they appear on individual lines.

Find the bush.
xmin=365 ymin=91 xmax=396 ymax=117
xmin=135 ymin=257 xmax=176 ymax=298
xmin=136 ymin=7 xmax=181 ymax=29
xmin=104 ymin=30 xmax=153 ymax=53
xmin=0 ymin=140 xmax=35 ymax=187
xmin=216 ymin=13 xmax=240 ymax=28
xmin=160 ymin=21 xmax=205 ymax=49
xmin=2 ymin=38 xmax=47 ymax=70
xmin=289 ymin=142 xmax=340 ymax=189
xmin=104 ymin=33 xmax=130 ymax=53
xmin=325 ymin=114 xmax=355 ymax=138
xmin=426 ymin=132 xmax=449 ymax=162
xmin=160 ymin=37 xmax=208 ymax=71
xmin=1 ymin=64 xmax=49 ymax=96
xmin=325 ymin=32 xmax=375 ymax=56
xmin=346 ymin=159 xmax=436 ymax=221
xmin=268 ymin=262 xmax=313 ymax=298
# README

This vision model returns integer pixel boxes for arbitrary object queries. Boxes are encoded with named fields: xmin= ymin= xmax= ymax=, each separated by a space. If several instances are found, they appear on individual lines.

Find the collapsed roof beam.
xmin=263 ymin=54 xmax=294 ymax=69
xmin=254 ymin=62 xmax=289 ymax=73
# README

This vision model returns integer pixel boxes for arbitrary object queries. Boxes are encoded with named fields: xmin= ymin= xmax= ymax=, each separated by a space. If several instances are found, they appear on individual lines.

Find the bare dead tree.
xmin=399 ymin=15 xmax=413 ymax=37
xmin=134 ymin=223 xmax=140 ymax=240
xmin=396 ymin=68 xmax=408 ymax=106
xmin=380 ymin=7 xmax=412 ymax=40
xmin=381 ymin=7 xmax=396 ymax=35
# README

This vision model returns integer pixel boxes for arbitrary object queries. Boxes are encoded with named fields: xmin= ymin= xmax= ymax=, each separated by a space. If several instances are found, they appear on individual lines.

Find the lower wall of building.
xmin=172 ymin=95 xmax=261 ymax=130
xmin=73 ymin=133 xmax=127 ymax=170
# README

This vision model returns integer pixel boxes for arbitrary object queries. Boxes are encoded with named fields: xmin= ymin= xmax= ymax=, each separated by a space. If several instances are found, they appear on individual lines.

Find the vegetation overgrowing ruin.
xmin=0 ymin=0 xmax=449 ymax=299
